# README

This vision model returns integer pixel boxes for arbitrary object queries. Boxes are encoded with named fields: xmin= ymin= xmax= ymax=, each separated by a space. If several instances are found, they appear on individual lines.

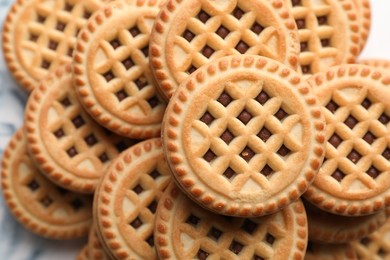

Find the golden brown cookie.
xmin=73 ymin=0 xmax=167 ymax=139
xmin=304 ymin=200 xmax=390 ymax=244
xmin=154 ymin=182 xmax=308 ymax=259
xmin=305 ymin=242 xmax=357 ymax=260
xmin=359 ymin=59 xmax=390 ymax=75
xmin=150 ymin=0 xmax=300 ymax=100
xmin=351 ymin=218 xmax=390 ymax=260
xmin=25 ymin=64 xmax=138 ymax=193
xmin=353 ymin=0 xmax=371 ymax=53
xmin=163 ymin=55 xmax=326 ymax=216
xmin=283 ymin=0 xmax=360 ymax=75
xmin=94 ymin=138 xmax=172 ymax=259
xmin=1 ymin=128 xmax=93 ymax=239
xmin=305 ymin=64 xmax=390 ymax=216
xmin=2 ymin=0 xmax=108 ymax=92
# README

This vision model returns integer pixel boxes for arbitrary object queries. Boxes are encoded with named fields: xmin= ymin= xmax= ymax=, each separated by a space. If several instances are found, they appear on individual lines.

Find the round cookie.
xmin=352 ymin=218 xmax=390 ymax=260
xmin=94 ymin=138 xmax=172 ymax=259
xmin=305 ymin=64 xmax=390 ymax=216
xmin=1 ymin=128 xmax=93 ymax=239
xmin=305 ymin=242 xmax=357 ymax=260
xmin=154 ymin=182 xmax=308 ymax=259
xmin=163 ymin=55 xmax=326 ymax=216
xmin=25 ymin=63 xmax=138 ymax=193
xmin=283 ymin=0 xmax=360 ymax=75
xmin=353 ymin=0 xmax=371 ymax=53
xmin=304 ymin=200 xmax=390 ymax=244
xmin=2 ymin=0 xmax=108 ymax=92
xmin=150 ymin=0 xmax=300 ymax=100
xmin=73 ymin=0 xmax=167 ymax=139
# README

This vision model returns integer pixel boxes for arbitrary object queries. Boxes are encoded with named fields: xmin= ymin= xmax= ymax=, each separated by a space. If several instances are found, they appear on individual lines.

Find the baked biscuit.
xmin=2 ymin=0 xmax=108 ymax=92
xmin=150 ymin=0 xmax=300 ymax=100
xmin=351 ymin=218 xmax=390 ymax=260
xmin=94 ymin=138 xmax=172 ymax=259
xmin=283 ymin=0 xmax=360 ymax=75
xmin=353 ymin=0 xmax=371 ymax=53
xmin=304 ymin=200 xmax=390 ymax=244
xmin=154 ymin=183 xmax=308 ymax=259
xmin=163 ymin=55 xmax=326 ymax=216
xmin=73 ymin=0 xmax=167 ymax=139
xmin=25 ymin=64 xmax=138 ymax=193
xmin=305 ymin=64 xmax=390 ymax=216
xmin=1 ymin=128 xmax=92 ymax=239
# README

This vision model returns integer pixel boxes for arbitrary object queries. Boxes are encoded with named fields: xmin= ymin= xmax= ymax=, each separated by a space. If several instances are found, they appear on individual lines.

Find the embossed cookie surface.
xmin=305 ymin=64 xmax=390 ymax=216
xmin=353 ymin=0 xmax=371 ymax=52
xmin=283 ymin=0 xmax=360 ymax=75
xmin=2 ymin=0 xmax=107 ymax=92
xmin=154 ymin=183 xmax=308 ymax=259
xmin=352 ymin=218 xmax=390 ymax=260
xmin=163 ymin=55 xmax=326 ymax=216
xmin=73 ymin=0 xmax=166 ymax=139
xmin=304 ymin=200 xmax=390 ymax=244
xmin=88 ymin=224 xmax=113 ymax=260
xmin=1 ymin=128 xmax=92 ymax=239
xmin=359 ymin=59 xmax=390 ymax=75
xmin=25 ymin=64 xmax=137 ymax=193
xmin=150 ymin=0 xmax=300 ymax=100
xmin=94 ymin=138 xmax=171 ymax=259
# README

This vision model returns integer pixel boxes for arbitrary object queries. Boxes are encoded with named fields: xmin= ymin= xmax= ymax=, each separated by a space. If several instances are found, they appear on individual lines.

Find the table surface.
xmin=1 ymin=0 xmax=390 ymax=259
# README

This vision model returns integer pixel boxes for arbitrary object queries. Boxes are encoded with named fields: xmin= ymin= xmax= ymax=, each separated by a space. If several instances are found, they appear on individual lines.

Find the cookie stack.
xmin=1 ymin=0 xmax=389 ymax=259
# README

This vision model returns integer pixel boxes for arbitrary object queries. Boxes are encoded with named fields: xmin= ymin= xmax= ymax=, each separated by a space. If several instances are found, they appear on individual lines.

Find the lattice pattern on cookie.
xmin=177 ymin=209 xmax=284 ymax=259
xmin=48 ymin=91 xmax=137 ymax=170
xmin=287 ymin=0 xmax=356 ymax=74
xmin=1 ymin=128 xmax=93 ymax=239
xmin=94 ymin=13 xmax=163 ymax=115
xmin=352 ymin=220 xmax=390 ymax=259
xmin=23 ymin=0 xmax=100 ymax=72
xmin=194 ymin=80 xmax=303 ymax=190
xmin=322 ymin=88 xmax=390 ymax=191
xmin=175 ymin=1 xmax=285 ymax=75
xmin=20 ymin=153 xmax=91 ymax=216
xmin=124 ymin=165 xmax=168 ymax=249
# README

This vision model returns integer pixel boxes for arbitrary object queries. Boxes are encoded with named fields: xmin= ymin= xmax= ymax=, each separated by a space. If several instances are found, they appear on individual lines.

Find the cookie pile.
xmin=1 ymin=0 xmax=390 ymax=259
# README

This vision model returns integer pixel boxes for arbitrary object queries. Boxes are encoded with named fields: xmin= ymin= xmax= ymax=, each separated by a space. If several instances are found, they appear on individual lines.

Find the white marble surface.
xmin=0 ymin=0 xmax=390 ymax=259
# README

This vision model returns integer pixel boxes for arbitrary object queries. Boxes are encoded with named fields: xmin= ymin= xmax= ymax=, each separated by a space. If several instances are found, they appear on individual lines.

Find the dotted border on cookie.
xmin=1 ymin=128 xmax=92 ymax=239
xmin=163 ymin=55 xmax=326 ymax=217
xmin=354 ymin=0 xmax=371 ymax=53
xmin=149 ymin=0 xmax=300 ymax=100
xmin=73 ymin=0 xmax=166 ymax=139
xmin=94 ymin=138 xmax=168 ymax=259
xmin=2 ymin=0 xmax=42 ymax=92
xmin=25 ymin=63 xmax=100 ymax=193
xmin=305 ymin=64 xmax=390 ymax=216
xmin=154 ymin=183 xmax=308 ymax=259
xmin=307 ymin=204 xmax=390 ymax=244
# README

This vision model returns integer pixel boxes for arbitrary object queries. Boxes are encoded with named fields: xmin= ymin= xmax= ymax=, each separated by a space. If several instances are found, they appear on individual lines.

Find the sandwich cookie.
xmin=94 ymin=138 xmax=172 ymax=259
xmin=73 ymin=0 xmax=167 ymax=139
xmin=25 ymin=64 xmax=138 ymax=193
xmin=2 ymin=0 xmax=108 ymax=92
xmin=154 ymin=182 xmax=308 ymax=259
xmin=1 ymin=128 xmax=93 ymax=239
xmin=305 ymin=64 xmax=390 ymax=216
xmin=163 ymin=55 xmax=326 ymax=216
xmin=305 ymin=242 xmax=357 ymax=260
